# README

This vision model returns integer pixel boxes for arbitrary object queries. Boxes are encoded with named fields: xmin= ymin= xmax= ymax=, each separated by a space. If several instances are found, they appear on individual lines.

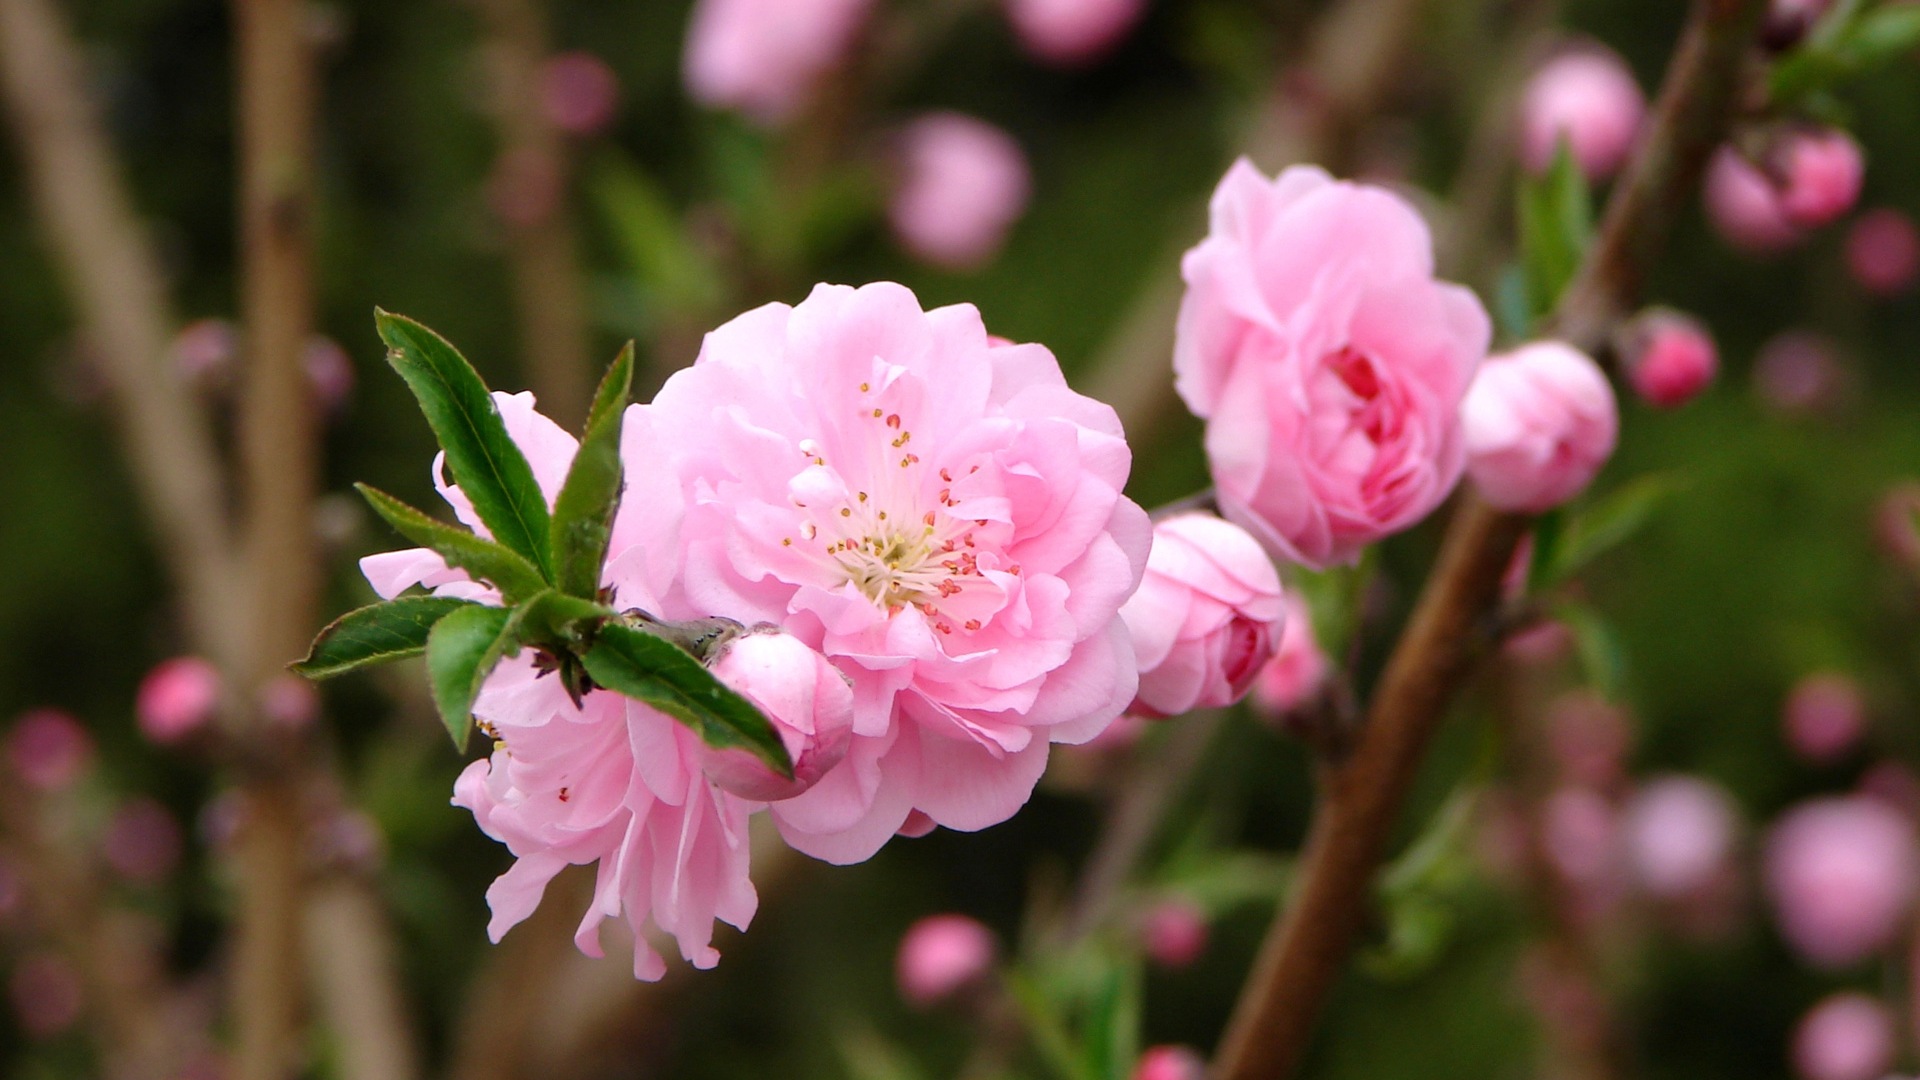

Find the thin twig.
xmin=1210 ymin=4 xmax=1766 ymax=1077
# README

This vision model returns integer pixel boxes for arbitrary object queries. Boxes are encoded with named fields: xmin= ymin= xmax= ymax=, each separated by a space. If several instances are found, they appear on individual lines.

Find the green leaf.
xmin=1080 ymin=960 xmax=1141 ymax=1080
xmin=513 ymin=589 xmax=613 ymax=651
xmin=581 ymin=622 xmax=791 ymax=778
xmin=1771 ymin=0 xmax=1920 ymax=102
xmin=1517 ymin=141 xmax=1593 ymax=324
xmin=1554 ymin=600 xmax=1627 ymax=699
xmin=356 ymin=484 xmax=548 ymax=603
xmin=375 ymin=310 xmax=554 ymax=579
xmin=550 ymin=344 xmax=633 ymax=599
xmin=425 ymin=603 xmax=518 ymax=751
xmin=292 ymin=595 xmax=477 ymax=678
xmin=589 ymin=155 xmax=722 ymax=314
xmin=1005 ymin=972 xmax=1095 ymax=1080
xmin=1542 ymin=474 xmax=1682 ymax=585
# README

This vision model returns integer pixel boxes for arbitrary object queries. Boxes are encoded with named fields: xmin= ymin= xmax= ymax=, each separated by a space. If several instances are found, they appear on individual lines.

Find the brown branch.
xmin=1209 ymin=4 xmax=1767 ymax=1078
xmin=0 ymin=0 xmax=236 ymax=659
xmin=306 ymin=877 xmax=423 ymax=1080
xmin=472 ymin=0 xmax=593 ymax=428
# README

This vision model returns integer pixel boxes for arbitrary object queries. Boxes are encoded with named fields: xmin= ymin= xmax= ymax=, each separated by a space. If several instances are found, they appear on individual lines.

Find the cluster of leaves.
xmin=292 ymin=312 xmax=789 ymax=778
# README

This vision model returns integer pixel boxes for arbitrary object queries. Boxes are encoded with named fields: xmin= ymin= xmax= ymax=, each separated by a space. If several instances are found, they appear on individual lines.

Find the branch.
xmin=1209 ymin=4 xmax=1767 ymax=1077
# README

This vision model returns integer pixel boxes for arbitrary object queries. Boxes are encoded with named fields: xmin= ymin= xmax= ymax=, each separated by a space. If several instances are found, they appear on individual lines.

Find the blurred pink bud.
xmin=682 ymin=0 xmax=875 ymax=126
xmin=1005 ymin=0 xmax=1147 ymax=67
xmin=1793 ymin=993 xmax=1894 ymax=1080
xmin=702 ymin=629 xmax=854 ymax=801
xmin=136 ymin=656 xmax=221 ymax=745
xmin=1783 ymin=673 xmax=1866 ymax=766
xmin=1544 ymin=691 xmax=1633 ymax=790
xmin=1845 ymin=208 xmax=1920 ymax=297
xmin=1705 ymin=145 xmax=1802 ymax=255
xmin=1874 ymin=483 xmax=1920 ymax=568
xmin=1251 ymin=590 xmax=1329 ymax=716
xmin=197 ymin=789 xmax=247 ymax=853
xmin=103 ymin=797 xmax=185 ymax=886
xmin=1765 ymin=796 xmax=1918 ymax=968
xmin=304 ymin=336 xmax=355 ymax=415
xmin=1776 ymin=128 xmax=1864 ymax=229
xmin=889 ymin=113 xmax=1031 ymax=271
xmin=7 ymin=709 xmax=94 ymax=792
xmin=1857 ymin=762 xmax=1920 ymax=819
xmin=1518 ymin=46 xmax=1645 ymax=182
xmin=10 ymin=952 xmax=82 ymax=1038
xmin=1504 ymin=617 xmax=1575 ymax=665
xmin=312 ymin=810 xmax=386 ymax=871
xmin=171 ymin=317 xmax=237 ymax=388
xmin=258 ymin=674 xmax=319 ymax=731
xmin=1131 ymin=1045 xmax=1207 ymax=1080
xmin=486 ymin=146 xmax=563 ymax=228
xmin=896 ymin=914 xmax=996 ymax=1007
xmin=1622 ymin=775 xmax=1740 ymax=900
xmin=1542 ymin=785 xmax=1622 ymax=889
xmin=1766 ymin=0 xmax=1835 ymax=49
xmin=1754 ymin=331 xmax=1847 ymax=416
xmin=1141 ymin=899 xmax=1208 ymax=969
xmin=1462 ymin=341 xmax=1618 ymax=512
xmin=1121 ymin=514 xmax=1284 ymax=717
xmin=540 ymin=51 xmax=619 ymax=136
xmin=1621 ymin=309 xmax=1718 ymax=409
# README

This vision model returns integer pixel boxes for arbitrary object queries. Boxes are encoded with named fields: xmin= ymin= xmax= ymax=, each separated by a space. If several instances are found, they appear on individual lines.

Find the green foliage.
xmin=583 ymin=621 xmax=793 ymax=779
xmin=291 ymin=595 xmax=476 ymax=678
xmin=424 ymin=602 xmax=517 ymax=751
xmin=1530 ymin=474 xmax=1684 ymax=592
xmin=549 ymin=342 xmax=634 ymax=599
xmin=1771 ymin=0 xmax=1920 ymax=104
xmin=1516 ymin=142 xmax=1593 ymax=326
xmin=354 ymin=483 xmax=549 ymax=603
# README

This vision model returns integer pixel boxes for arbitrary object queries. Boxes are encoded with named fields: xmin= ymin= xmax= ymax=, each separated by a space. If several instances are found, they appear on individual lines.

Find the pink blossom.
xmin=1132 ymin=1045 xmax=1207 ymax=1080
xmin=682 ymin=0 xmax=874 ymax=126
xmin=1543 ymin=690 xmax=1632 ymax=790
xmin=1783 ymin=672 xmax=1866 ymax=766
xmin=1765 ymin=796 xmax=1919 ymax=968
xmin=1621 ymin=309 xmax=1717 ymax=409
xmin=1120 ymin=514 xmax=1283 ymax=717
xmin=700 ymin=627 xmax=855 ymax=801
xmin=171 ymin=317 xmax=237 ymax=388
xmin=541 ymin=51 xmax=619 ymax=136
xmin=1005 ymin=0 xmax=1147 ymax=67
xmin=258 ymin=674 xmax=319 ymax=730
xmin=1174 ymin=160 xmax=1490 ymax=568
xmin=896 ymin=913 xmax=996 ymax=1006
xmin=1141 ymin=899 xmax=1208 ymax=969
xmin=1776 ymin=128 xmax=1864 ymax=229
xmin=889 ymin=113 xmax=1031 ymax=271
xmin=9 ymin=952 xmax=82 ymax=1038
xmin=643 ymin=282 xmax=1150 ymax=864
xmin=1542 ymin=786 xmax=1622 ymax=891
xmin=102 ymin=797 xmax=185 ymax=885
xmin=1250 ymin=589 xmax=1328 ymax=715
xmin=1705 ymin=145 xmax=1801 ymax=255
xmin=305 ymin=336 xmax=355 ymax=415
xmin=1461 ymin=341 xmax=1618 ymax=513
xmin=1519 ymin=46 xmax=1645 ymax=182
xmin=1845 ymin=208 xmax=1920 ymax=297
xmin=1621 ymin=775 xmax=1739 ymax=901
xmin=7 ymin=709 xmax=94 ymax=793
xmin=1754 ymin=331 xmax=1847 ymax=416
xmin=135 ymin=656 xmax=222 ymax=745
xmin=1793 ymin=993 xmax=1895 ymax=1080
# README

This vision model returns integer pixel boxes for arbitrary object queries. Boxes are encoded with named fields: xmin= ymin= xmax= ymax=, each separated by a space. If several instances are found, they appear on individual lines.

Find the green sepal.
xmin=292 ymin=595 xmax=478 ymax=678
xmin=581 ymin=621 xmax=791 ymax=779
xmin=375 ymin=310 xmax=555 ymax=579
xmin=356 ymin=484 xmax=548 ymax=604
xmin=425 ymin=603 xmax=519 ymax=752
xmin=1517 ymin=140 xmax=1593 ymax=326
xmin=550 ymin=343 xmax=633 ymax=599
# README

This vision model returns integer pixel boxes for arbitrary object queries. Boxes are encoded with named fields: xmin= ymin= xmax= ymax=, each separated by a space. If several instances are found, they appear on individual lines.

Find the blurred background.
xmin=1 ymin=0 xmax=1919 ymax=1078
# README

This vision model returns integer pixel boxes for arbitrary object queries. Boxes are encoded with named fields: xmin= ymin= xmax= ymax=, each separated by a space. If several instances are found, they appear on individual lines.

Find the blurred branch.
xmin=472 ymin=0 xmax=593 ymax=428
xmin=0 ymin=0 xmax=236 ymax=658
xmin=306 ymin=875 xmax=423 ymax=1080
xmin=1209 ymin=4 xmax=1767 ymax=1078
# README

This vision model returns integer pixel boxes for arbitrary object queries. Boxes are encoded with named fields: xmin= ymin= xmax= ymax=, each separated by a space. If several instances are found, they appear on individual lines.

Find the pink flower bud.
xmin=7 ymin=709 xmax=94 ymax=793
xmin=136 ymin=656 xmax=222 ymax=745
xmin=1776 ymin=128 xmax=1864 ymax=229
xmin=896 ymin=913 xmax=996 ymax=1007
xmin=1542 ymin=786 xmax=1622 ymax=890
xmin=1766 ymin=0 xmax=1834 ymax=49
xmin=1250 ymin=590 xmax=1329 ymax=716
xmin=1845 ymin=208 xmax=1920 ymax=298
xmin=1544 ymin=691 xmax=1633 ymax=790
xmin=304 ymin=336 xmax=355 ymax=415
xmin=1793 ymin=993 xmax=1894 ymax=1080
xmin=258 ymin=674 xmax=319 ymax=731
xmin=171 ymin=317 xmax=237 ymax=389
xmin=1765 ymin=796 xmax=1918 ymax=968
xmin=1461 ymin=341 xmax=1618 ymax=513
xmin=1504 ymin=617 xmax=1574 ymax=665
xmin=1120 ymin=514 xmax=1285 ymax=717
xmin=682 ymin=0 xmax=875 ymax=126
xmin=1518 ymin=46 xmax=1645 ymax=182
xmin=1875 ymin=482 xmax=1920 ymax=568
xmin=9 ymin=952 xmax=82 ymax=1038
xmin=889 ymin=113 xmax=1031 ymax=271
xmin=1131 ymin=1045 xmax=1207 ymax=1080
xmin=1860 ymin=762 xmax=1920 ymax=820
xmin=1754 ymin=331 xmax=1848 ymax=416
xmin=1783 ymin=673 xmax=1866 ymax=766
xmin=1005 ymin=0 xmax=1147 ymax=67
xmin=1622 ymin=775 xmax=1739 ymax=901
xmin=702 ymin=628 xmax=854 ymax=801
xmin=1621 ymin=310 xmax=1717 ymax=409
xmin=1141 ymin=899 xmax=1208 ymax=969
xmin=1705 ymin=145 xmax=1802 ymax=255
xmin=102 ymin=797 xmax=184 ymax=886
xmin=540 ymin=51 xmax=619 ymax=137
